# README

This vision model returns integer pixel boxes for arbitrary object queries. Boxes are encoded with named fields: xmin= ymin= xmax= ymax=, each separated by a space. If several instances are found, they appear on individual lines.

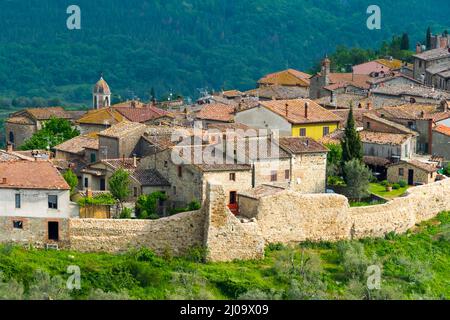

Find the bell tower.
xmin=93 ymin=75 xmax=111 ymax=109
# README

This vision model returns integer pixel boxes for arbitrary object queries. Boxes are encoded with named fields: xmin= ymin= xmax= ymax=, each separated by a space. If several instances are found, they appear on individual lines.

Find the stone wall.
xmin=69 ymin=209 xmax=205 ymax=255
xmin=250 ymin=178 xmax=450 ymax=245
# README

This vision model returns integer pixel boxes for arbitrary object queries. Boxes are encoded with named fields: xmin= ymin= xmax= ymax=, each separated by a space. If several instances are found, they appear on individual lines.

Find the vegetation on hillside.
xmin=0 ymin=212 xmax=448 ymax=300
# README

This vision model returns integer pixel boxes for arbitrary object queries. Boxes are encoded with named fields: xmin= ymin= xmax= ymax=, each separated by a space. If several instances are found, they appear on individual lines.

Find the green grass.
xmin=0 ymin=212 xmax=449 ymax=300
xmin=369 ymin=183 xmax=409 ymax=200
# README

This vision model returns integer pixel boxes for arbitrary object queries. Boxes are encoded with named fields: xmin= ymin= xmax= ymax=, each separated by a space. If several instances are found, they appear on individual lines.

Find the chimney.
xmin=6 ymin=143 xmax=13 ymax=153
xmin=416 ymin=43 xmax=422 ymax=54
xmin=304 ymin=102 xmax=309 ymax=119
xmin=133 ymin=154 xmax=137 ymax=168
xmin=131 ymin=101 xmax=136 ymax=108
xmin=285 ymin=103 xmax=289 ymax=118
xmin=440 ymin=37 xmax=448 ymax=49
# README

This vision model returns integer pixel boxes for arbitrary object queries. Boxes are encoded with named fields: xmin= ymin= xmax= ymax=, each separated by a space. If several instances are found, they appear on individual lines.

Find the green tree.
xmin=20 ymin=117 xmax=79 ymax=150
xmin=400 ymin=33 xmax=410 ymax=51
xmin=341 ymin=106 xmax=363 ymax=164
xmin=342 ymin=159 xmax=372 ymax=201
xmin=108 ymin=168 xmax=131 ymax=214
xmin=63 ymin=169 xmax=78 ymax=194
xmin=426 ymin=27 xmax=432 ymax=50
xmin=136 ymin=192 xmax=168 ymax=219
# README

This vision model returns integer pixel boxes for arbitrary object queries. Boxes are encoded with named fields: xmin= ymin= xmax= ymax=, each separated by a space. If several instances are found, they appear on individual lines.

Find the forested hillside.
xmin=0 ymin=0 xmax=449 ymax=106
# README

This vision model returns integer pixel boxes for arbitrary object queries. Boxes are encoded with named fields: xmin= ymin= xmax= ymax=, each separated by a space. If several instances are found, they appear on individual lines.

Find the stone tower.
xmin=321 ymin=56 xmax=331 ymax=87
xmin=93 ymin=76 xmax=111 ymax=109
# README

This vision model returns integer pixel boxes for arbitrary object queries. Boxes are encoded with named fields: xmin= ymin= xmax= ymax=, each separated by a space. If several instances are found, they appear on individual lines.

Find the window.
xmin=285 ymin=170 xmax=290 ymax=180
xmin=84 ymin=177 xmax=89 ymax=188
xmin=323 ymin=126 xmax=330 ymax=137
xmin=366 ymin=122 xmax=371 ymax=129
xmin=134 ymin=187 xmax=138 ymax=197
xmin=399 ymin=168 xmax=404 ymax=176
xmin=15 ymin=194 xmax=21 ymax=209
xmin=100 ymin=179 xmax=106 ymax=191
xmin=177 ymin=166 xmax=183 ymax=178
xmin=90 ymin=153 xmax=96 ymax=163
xmin=299 ymin=128 xmax=307 ymax=137
xmin=13 ymin=221 xmax=23 ymax=229
xmin=164 ymin=161 xmax=168 ymax=168
xmin=270 ymin=171 xmax=278 ymax=182
xmin=229 ymin=173 xmax=236 ymax=181
xmin=173 ymin=186 xmax=177 ymax=195
xmin=48 ymin=222 xmax=59 ymax=241
xmin=48 ymin=195 xmax=58 ymax=209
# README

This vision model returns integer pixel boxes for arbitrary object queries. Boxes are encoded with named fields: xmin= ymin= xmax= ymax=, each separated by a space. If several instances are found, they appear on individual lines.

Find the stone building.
xmin=76 ymin=108 xmax=125 ymax=134
xmin=93 ymin=77 xmax=111 ymax=109
xmin=360 ymin=130 xmax=417 ymax=160
xmin=387 ymin=160 xmax=438 ymax=185
xmin=432 ymin=125 xmax=450 ymax=161
xmin=195 ymin=103 xmax=236 ymax=128
xmin=413 ymin=47 xmax=450 ymax=81
xmin=309 ymin=57 xmax=371 ymax=99
xmin=0 ymin=161 xmax=78 ymax=248
xmin=256 ymin=68 xmax=311 ymax=98
xmin=5 ymin=107 xmax=81 ymax=149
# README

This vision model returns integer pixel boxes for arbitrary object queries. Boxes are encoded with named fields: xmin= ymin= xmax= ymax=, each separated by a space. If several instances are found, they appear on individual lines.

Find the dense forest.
xmin=0 ymin=0 xmax=449 ymax=108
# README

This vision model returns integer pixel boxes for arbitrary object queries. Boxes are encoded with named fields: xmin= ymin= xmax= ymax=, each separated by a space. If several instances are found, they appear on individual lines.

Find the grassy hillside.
xmin=0 ymin=212 xmax=448 ymax=300
xmin=0 ymin=0 xmax=449 ymax=105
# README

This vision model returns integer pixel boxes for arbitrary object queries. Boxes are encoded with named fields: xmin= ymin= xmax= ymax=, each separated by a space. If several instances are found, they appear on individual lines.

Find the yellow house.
xmin=235 ymin=99 xmax=341 ymax=140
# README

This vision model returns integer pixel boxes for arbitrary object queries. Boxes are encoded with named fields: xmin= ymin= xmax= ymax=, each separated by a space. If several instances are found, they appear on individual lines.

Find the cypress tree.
xmin=341 ymin=105 xmax=363 ymax=164
xmin=400 ymin=33 xmax=410 ymax=50
xmin=426 ymin=27 xmax=432 ymax=50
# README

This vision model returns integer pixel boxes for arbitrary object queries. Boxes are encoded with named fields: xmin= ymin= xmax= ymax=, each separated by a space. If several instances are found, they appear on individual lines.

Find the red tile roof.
xmin=258 ymin=69 xmax=311 ymax=87
xmin=434 ymin=125 xmax=450 ymax=137
xmin=25 ymin=107 xmax=72 ymax=120
xmin=196 ymin=104 xmax=235 ymax=122
xmin=0 ymin=161 xmax=69 ymax=190
xmin=257 ymin=99 xmax=342 ymax=125
xmin=115 ymin=106 xmax=172 ymax=123
xmin=279 ymin=137 xmax=329 ymax=154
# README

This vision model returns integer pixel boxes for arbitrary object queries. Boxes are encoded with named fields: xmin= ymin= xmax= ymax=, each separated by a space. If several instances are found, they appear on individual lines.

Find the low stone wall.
xmin=69 ymin=209 xmax=205 ymax=255
xmin=253 ymin=178 xmax=450 ymax=244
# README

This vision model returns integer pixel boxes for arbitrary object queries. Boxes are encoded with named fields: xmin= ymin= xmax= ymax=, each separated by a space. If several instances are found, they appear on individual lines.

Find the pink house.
xmin=353 ymin=61 xmax=391 ymax=76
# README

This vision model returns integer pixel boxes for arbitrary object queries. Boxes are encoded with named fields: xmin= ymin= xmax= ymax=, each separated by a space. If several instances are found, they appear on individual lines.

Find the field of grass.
xmin=0 ymin=212 xmax=448 ymax=300
xmin=369 ymin=183 xmax=409 ymax=200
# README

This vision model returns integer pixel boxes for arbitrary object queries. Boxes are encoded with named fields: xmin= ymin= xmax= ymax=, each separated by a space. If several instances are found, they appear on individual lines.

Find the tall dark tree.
xmin=341 ymin=105 xmax=363 ymax=164
xmin=426 ymin=27 xmax=432 ymax=50
xmin=400 ymin=33 xmax=410 ymax=50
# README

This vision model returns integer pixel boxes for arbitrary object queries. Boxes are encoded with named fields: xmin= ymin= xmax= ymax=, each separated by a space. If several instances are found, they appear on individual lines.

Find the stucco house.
xmin=0 ymin=161 xmax=78 ymax=247
xmin=234 ymin=99 xmax=341 ymax=140
xmin=432 ymin=125 xmax=450 ymax=161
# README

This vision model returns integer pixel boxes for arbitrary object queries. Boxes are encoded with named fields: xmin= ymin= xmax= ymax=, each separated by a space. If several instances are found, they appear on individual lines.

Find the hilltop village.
xmin=1 ymin=37 xmax=450 ymax=259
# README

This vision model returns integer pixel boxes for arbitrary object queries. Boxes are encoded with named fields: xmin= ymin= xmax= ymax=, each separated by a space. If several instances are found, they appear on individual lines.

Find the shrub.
xmin=342 ymin=160 xmax=371 ymax=201
xmin=187 ymin=200 xmax=201 ymax=211
xmin=392 ymin=183 xmax=401 ymax=190
xmin=380 ymin=180 xmax=389 ymax=187
xmin=337 ymin=242 xmax=371 ymax=279
xmin=398 ymin=180 xmax=407 ymax=188
xmin=184 ymin=246 xmax=208 ymax=263
xmin=77 ymin=193 xmax=116 ymax=207
xmin=119 ymin=207 xmax=132 ymax=219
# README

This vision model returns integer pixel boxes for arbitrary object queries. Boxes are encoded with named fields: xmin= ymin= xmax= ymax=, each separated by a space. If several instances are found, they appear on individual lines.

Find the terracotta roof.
xmin=141 ymin=134 xmax=176 ymax=152
xmin=371 ymin=84 xmax=450 ymax=100
xmin=388 ymin=160 xmax=437 ymax=173
xmin=413 ymin=48 xmax=450 ymax=61
xmin=54 ymin=135 xmax=99 ymax=154
xmin=0 ymin=150 xmax=28 ymax=162
xmin=76 ymin=108 xmax=125 ymax=125
xmin=315 ymin=93 xmax=373 ymax=110
xmin=0 ymin=161 xmax=69 ymax=190
xmin=375 ymin=104 xmax=439 ymax=120
xmin=115 ymin=106 xmax=172 ymax=123
xmin=207 ymin=123 xmax=253 ymax=132
xmin=133 ymin=169 xmax=170 ymax=186
xmin=434 ymin=124 xmax=450 ymax=136
xmin=360 ymin=130 xmax=413 ymax=145
xmin=238 ymin=184 xmax=286 ymax=200
xmin=319 ymin=129 xmax=345 ymax=145
xmin=258 ymin=69 xmax=311 ymax=87
xmin=257 ymin=99 xmax=342 ymax=125
xmin=111 ymin=100 xmax=146 ymax=109
xmin=363 ymin=113 xmax=418 ymax=135
xmin=331 ymin=108 xmax=367 ymax=128
xmin=363 ymin=156 xmax=392 ymax=167
xmin=93 ymin=77 xmax=111 ymax=94
xmin=279 ymin=137 xmax=328 ymax=154
xmin=98 ymin=121 xmax=146 ymax=138
xmin=376 ymin=58 xmax=403 ymax=69
xmin=244 ymin=85 xmax=309 ymax=100
xmin=327 ymin=73 xmax=371 ymax=89
xmin=222 ymin=90 xmax=243 ymax=98
xmin=196 ymin=104 xmax=235 ymax=122
xmin=6 ymin=116 xmax=34 ymax=125
xmin=26 ymin=107 xmax=72 ymax=120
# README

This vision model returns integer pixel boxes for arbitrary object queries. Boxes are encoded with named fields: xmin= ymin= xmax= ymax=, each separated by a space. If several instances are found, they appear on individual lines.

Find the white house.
xmin=0 ymin=160 xmax=78 ymax=247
